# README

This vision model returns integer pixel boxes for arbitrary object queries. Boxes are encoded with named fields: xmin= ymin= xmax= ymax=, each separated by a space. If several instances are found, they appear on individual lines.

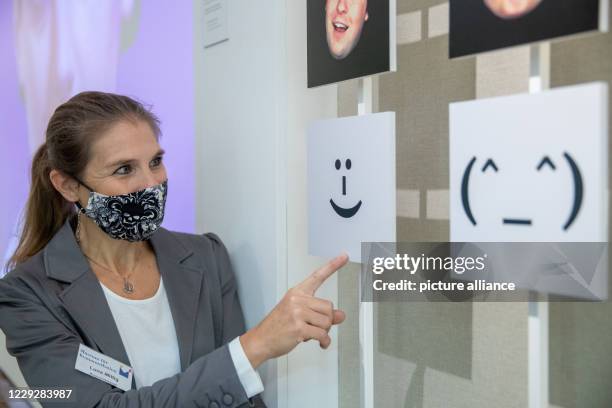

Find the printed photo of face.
xmin=483 ymin=0 xmax=543 ymax=19
xmin=325 ymin=0 xmax=369 ymax=60
xmin=450 ymin=0 xmax=600 ymax=58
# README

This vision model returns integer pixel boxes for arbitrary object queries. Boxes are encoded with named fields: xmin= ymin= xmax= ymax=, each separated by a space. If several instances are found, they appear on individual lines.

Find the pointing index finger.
xmin=298 ymin=253 xmax=349 ymax=295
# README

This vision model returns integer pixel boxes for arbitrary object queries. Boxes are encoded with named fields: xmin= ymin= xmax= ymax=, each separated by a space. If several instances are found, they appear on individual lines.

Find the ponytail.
xmin=6 ymin=143 xmax=72 ymax=272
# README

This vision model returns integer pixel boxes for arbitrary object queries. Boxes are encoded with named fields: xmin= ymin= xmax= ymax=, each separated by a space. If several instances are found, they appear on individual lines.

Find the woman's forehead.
xmin=89 ymin=120 xmax=160 ymax=166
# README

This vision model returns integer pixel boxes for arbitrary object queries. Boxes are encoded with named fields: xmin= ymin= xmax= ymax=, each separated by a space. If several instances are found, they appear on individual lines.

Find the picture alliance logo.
xmin=371 ymin=253 xmax=489 ymax=275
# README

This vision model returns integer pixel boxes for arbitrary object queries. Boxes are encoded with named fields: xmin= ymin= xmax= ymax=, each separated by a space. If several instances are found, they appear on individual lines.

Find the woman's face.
xmin=484 ymin=0 xmax=542 ymax=19
xmin=325 ymin=0 xmax=369 ymax=60
xmin=77 ymin=119 xmax=166 ymax=199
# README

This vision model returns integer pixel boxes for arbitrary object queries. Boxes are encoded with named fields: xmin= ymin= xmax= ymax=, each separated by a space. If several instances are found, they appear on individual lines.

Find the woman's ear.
xmin=49 ymin=169 xmax=81 ymax=203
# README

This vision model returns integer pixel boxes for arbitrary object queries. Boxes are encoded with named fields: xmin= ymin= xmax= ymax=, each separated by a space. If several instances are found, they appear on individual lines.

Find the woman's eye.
xmin=151 ymin=156 xmax=163 ymax=167
xmin=114 ymin=165 xmax=131 ymax=175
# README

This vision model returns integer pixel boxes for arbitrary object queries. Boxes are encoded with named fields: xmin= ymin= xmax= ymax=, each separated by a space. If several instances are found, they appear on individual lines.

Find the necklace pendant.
xmin=123 ymin=280 xmax=135 ymax=294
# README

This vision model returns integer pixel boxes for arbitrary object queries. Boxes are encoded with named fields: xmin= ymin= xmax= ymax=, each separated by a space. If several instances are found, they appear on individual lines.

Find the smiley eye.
xmin=346 ymin=159 xmax=352 ymax=170
xmin=481 ymin=159 xmax=498 ymax=173
xmin=536 ymin=156 xmax=556 ymax=171
xmin=335 ymin=159 xmax=341 ymax=170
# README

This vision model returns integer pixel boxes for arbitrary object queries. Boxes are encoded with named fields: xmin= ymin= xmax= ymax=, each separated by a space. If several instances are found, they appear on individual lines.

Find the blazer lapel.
xmin=148 ymin=228 xmax=202 ymax=371
xmin=59 ymin=269 xmax=134 ymax=366
xmin=45 ymin=218 xmax=133 ymax=385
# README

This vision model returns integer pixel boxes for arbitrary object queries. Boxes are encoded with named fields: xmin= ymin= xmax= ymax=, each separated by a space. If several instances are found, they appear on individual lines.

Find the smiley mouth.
xmin=330 ymin=199 xmax=362 ymax=218
xmin=333 ymin=21 xmax=349 ymax=32
xmin=503 ymin=218 xmax=532 ymax=226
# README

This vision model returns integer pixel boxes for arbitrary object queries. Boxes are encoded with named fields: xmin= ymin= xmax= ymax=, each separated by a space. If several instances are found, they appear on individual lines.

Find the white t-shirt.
xmin=100 ymin=277 xmax=263 ymax=396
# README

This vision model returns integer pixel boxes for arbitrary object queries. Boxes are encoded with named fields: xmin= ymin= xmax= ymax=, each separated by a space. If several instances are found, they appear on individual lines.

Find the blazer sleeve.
xmin=204 ymin=232 xmax=248 ymax=345
xmin=204 ymin=233 xmax=267 ymax=407
xmin=0 ymin=253 xmax=264 ymax=408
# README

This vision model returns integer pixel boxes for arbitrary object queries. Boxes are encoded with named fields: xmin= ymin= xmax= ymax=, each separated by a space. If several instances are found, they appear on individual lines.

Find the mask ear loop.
xmin=75 ymin=207 xmax=83 ymax=245
xmin=72 ymin=176 xmax=92 ymax=245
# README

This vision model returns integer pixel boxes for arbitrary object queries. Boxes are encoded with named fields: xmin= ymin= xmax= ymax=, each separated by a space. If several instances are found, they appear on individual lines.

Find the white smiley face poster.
xmin=450 ymin=82 xmax=609 ymax=243
xmin=307 ymin=112 xmax=396 ymax=263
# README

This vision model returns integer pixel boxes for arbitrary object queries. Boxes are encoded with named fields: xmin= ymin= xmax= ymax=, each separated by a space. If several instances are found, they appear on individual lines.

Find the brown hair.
xmin=6 ymin=91 xmax=161 ymax=272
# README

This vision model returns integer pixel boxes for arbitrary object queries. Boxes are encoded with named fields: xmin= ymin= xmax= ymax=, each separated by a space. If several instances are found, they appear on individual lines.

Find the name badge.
xmin=75 ymin=344 xmax=133 ymax=391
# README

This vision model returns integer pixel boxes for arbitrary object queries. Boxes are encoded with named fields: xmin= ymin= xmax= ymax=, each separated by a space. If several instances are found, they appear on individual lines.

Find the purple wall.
xmin=0 ymin=0 xmax=30 ymax=269
xmin=117 ymin=1 xmax=195 ymax=234
xmin=0 ymin=1 xmax=195 ymax=274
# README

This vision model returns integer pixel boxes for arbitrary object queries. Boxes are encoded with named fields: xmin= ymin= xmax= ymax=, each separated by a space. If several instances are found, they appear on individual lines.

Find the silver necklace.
xmin=82 ymin=253 xmax=137 ymax=294
xmin=75 ymin=211 xmax=138 ymax=294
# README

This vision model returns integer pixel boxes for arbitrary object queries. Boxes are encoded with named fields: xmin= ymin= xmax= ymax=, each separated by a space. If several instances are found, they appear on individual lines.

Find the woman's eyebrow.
xmin=105 ymin=158 xmax=135 ymax=169
xmin=105 ymin=149 xmax=166 ymax=168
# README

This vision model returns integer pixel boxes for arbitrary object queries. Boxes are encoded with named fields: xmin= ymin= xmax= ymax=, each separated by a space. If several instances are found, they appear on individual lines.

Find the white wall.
xmin=194 ymin=1 xmax=286 ymax=406
xmin=194 ymin=1 xmax=340 ymax=407
xmin=285 ymin=2 xmax=341 ymax=408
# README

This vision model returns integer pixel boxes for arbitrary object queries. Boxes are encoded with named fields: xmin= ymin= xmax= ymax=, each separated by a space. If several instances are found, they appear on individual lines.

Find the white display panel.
xmin=450 ymin=82 xmax=609 ymax=243
xmin=308 ymin=112 xmax=396 ymax=263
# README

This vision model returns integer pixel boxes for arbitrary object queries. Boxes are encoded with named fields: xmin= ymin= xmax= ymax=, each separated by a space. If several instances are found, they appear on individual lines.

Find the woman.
xmin=0 ymin=91 xmax=348 ymax=407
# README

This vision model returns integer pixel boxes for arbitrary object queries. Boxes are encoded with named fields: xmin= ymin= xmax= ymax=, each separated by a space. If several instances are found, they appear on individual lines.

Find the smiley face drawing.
xmin=330 ymin=158 xmax=363 ymax=218
xmin=307 ymin=111 xmax=396 ymax=262
xmin=461 ymin=152 xmax=583 ymax=231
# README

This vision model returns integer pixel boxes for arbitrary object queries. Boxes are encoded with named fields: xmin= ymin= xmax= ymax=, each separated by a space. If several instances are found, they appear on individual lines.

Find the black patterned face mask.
xmin=74 ymin=179 xmax=168 ymax=242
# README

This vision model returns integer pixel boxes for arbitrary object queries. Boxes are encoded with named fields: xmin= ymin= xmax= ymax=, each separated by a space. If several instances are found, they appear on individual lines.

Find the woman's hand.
xmin=239 ymin=253 xmax=349 ymax=369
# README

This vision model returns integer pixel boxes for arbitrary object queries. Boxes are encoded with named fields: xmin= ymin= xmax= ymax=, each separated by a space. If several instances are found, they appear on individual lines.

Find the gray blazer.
xmin=0 ymin=216 xmax=267 ymax=408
